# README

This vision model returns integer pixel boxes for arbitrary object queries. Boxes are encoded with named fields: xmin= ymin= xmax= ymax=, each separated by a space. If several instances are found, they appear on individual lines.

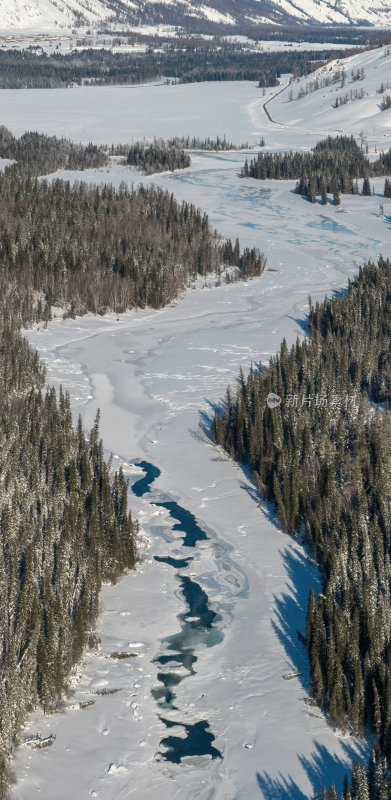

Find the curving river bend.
xmin=11 ymin=148 xmax=377 ymax=800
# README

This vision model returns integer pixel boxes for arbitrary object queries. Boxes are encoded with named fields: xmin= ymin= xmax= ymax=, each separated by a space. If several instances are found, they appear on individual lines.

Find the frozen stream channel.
xmin=13 ymin=275 xmax=371 ymax=800
xmin=10 ymin=77 xmax=391 ymax=798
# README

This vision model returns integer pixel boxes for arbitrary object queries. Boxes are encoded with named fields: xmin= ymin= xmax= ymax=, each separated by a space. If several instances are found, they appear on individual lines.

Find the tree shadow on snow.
xmin=298 ymin=740 xmax=368 ymax=797
xmin=198 ymin=401 xmax=223 ymax=438
xmin=195 ymin=381 xmax=370 ymax=799
xmin=256 ymin=739 xmax=368 ymax=799
xmin=286 ymin=314 xmax=310 ymax=335
xmin=256 ymin=771 xmax=309 ymax=800
xmin=259 ymin=550 xmax=369 ymax=800
xmin=271 ymin=545 xmax=320 ymax=691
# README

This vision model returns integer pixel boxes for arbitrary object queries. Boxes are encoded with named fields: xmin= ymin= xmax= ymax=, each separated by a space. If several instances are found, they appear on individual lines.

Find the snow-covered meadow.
xmin=0 ymin=81 xmax=264 ymax=145
xmin=8 ymin=45 xmax=391 ymax=800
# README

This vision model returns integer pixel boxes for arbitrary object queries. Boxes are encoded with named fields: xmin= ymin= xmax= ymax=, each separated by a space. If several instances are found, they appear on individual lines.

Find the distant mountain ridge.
xmin=1 ymin=0 xmax=391 ymax=31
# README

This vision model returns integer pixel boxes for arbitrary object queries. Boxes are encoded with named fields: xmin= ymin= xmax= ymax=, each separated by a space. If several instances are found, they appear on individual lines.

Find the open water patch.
xmin=154 ymin=651 xmax=197 ymax=670
xmin=180 ymin=576 xmax=221 ymax=631
xmin=154 ymin=555 xmax=191 ymax=569
xmin=158 ymin=718 xmax=222 ymax=763
xmin=131 ymin=460 xmax=224 ymax=762
xmin=131 ymin=460 xmax=161 ymax=496
xmin=159 ymin=501 xmax=208 ymax=547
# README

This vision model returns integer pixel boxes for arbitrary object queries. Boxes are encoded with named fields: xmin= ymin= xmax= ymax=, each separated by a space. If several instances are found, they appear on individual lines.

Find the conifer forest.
xmin=2 ymin=28 xmax=391 ymax=800
xmin=0 ymin=44 xmax=358 ymax=90
xmin=0 ymin=275 xmax=138 ymax=794
xmin=0 ymin=129 xmax=266 ymax=795
xmin=242 ymin=135 xmax=391 ymax=202
xmin=0 ymin=129 xmax=265 ymax=317
xmin=212 ymin=257 xmax=391 ymax=798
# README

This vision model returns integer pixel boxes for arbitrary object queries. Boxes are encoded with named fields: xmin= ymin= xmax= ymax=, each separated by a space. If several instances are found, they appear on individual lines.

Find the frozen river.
xmin=10 ymin=63 xmax=391 ymax=800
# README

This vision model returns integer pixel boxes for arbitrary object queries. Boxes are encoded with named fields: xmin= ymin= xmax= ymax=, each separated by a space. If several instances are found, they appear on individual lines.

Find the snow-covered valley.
xmin=8 ymin=45 xmax=391 ymax=800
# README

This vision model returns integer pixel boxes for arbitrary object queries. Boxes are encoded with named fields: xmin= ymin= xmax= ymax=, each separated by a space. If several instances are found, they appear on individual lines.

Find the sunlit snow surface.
xmin=0 ymin=81 xmax=264 ymax=144
xmin=11 ymin=47 xmax=391 ymax=800
xmin=2 ymin=45 xmax=391 ymax=146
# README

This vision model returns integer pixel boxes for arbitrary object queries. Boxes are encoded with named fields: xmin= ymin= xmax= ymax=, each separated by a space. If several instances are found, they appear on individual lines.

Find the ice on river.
xmin=11 ymin=45 xmax=389 ymax=800
xmin=14 ymin=277 xmax=371 ymax=800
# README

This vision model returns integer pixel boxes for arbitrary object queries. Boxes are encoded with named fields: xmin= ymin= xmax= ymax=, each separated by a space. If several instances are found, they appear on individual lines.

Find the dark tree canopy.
xmin=242 ymin=135 xmax=391 ymax=200
xmin=212 ymin=257 xmax=391 ymax=797
xmin=0 ymin=45 xmax=357 ymax=89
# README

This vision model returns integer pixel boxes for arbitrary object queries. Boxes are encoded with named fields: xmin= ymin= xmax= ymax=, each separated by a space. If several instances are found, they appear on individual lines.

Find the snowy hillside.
xmin=268 ymin=44 xmax=391 ymax=141
xmin=264 ymin=0 xmax=391 ymax=26
xmin=2 ymin=0 xmax=391 ymax=32
xmin=142 ymin=0 xmax=391 ymax=26
xmin=0 ymin=0 xmax=112 ymax=29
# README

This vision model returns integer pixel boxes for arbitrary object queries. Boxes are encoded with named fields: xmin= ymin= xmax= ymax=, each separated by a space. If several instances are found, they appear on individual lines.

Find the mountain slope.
xmin=264 ymin=0 xmax=391 ymax=26
xmin=109 ymin=0 xmax=391 ymax=28
xmin=1 ymin=0 xmax=391 ymax=34
xmin=268 ymin=43 xmax=391 ymax=137
xmin=0 ymin=0 xmax=112 ymax=29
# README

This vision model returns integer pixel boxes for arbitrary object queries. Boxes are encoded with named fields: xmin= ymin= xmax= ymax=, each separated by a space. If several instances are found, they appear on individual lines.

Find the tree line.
xmin=0 ymin=45 xmax=358 ymax=90
xmin=0 ymin=131 xmax=267 ymax=796
xmin=0 ymin=128 xmax=256 ymax=182
xmin=211 ymin=256 xmax=391 ymax=797
xmin=166 ymin=134 xmax=252 ymax=151
xmin=126 ymin=140 xmax=191 ymax=174
xmin=242 ymin=135 xmax=391 ymax=202
xmin=0 ymin=173 xmax=265 ymax=316
xmin=0 ymin=127 xmax=107 ymax=178
xmin=123 ymin=135 xmax=255 ymax=174
xmin=0 ymin=131 xmax=265 ymax=318
xmin=0 ymin=275 xmax=138 ymax=796
xmin=316 ymin=755 xmax=390 ymax=800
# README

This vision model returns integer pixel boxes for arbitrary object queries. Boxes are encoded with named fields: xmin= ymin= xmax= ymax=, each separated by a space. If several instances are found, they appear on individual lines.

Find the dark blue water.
xmin=180 ymin=576 xmax=221 ymax=629
xmin=159 ymin=502 xmax=208 ymax=547
xmin=131 ymin=459 xmax=223 ymax=763
xmin=158 ymin=718 xmax=222 ymax=763
xmin=131 ymin=460 xmax=161 ymax=496
xmin=154 ymin=651 xmax=197 ymax=670
xmin=154 ymin=555 xmax=191 ymax=569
